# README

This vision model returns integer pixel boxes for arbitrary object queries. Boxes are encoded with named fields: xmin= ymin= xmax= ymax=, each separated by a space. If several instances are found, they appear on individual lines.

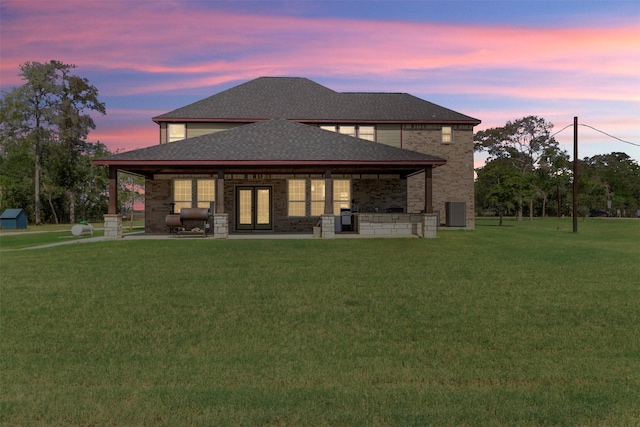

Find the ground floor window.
xmin=287 ymin=178 xmax=350 ymax=217
xmin=288 ymin=180 xmax=306 ymax=216
xmin=333 ymin=179 xmax=351 ymax=214
xmin=310 ymin=179 xmax=325 ymax=216
xmin=173 ymin=178 xmax=215 ymax=212
xmin=197 ymin=179 xmax=215 ymax=210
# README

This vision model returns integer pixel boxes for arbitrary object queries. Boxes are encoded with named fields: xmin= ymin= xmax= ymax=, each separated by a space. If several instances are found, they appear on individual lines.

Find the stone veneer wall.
xmin=402 ymin=126 xmax=475 ymax=229
xmin=103 ymin=214 xmax=122 ymax=240
xmin=355 ymin=213 xmax=422 ymax=236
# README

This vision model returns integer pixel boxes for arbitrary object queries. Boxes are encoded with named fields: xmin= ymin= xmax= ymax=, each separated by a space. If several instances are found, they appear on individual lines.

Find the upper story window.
xmin=168 ymin=123 xmax=186 ymax=143
xmin=320 ymin=125 xmax=376 ymax=141
xmin=338 ymin=125 xmax=356 ymax=138
xmin=441 ymin=126 xmax=453 ymax=144
xmin=358 ymin=126 xmax=375 ymax=141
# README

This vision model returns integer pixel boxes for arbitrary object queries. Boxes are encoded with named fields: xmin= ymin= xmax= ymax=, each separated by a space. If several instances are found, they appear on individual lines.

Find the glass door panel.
xmin=236 ymin=187 xmax=272 ymax=230
xmin=256 ymin=188 xmax=270 ymax=227
xmin=238 ymin=189 xmax=253 ymax=226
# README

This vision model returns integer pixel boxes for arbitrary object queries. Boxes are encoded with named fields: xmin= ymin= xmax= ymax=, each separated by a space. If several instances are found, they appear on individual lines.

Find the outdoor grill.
xmin=165 ymin=207 xmax=211 ymax=236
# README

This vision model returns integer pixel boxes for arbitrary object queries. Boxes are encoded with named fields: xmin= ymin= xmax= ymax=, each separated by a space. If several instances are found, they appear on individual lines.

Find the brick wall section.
xmin=403 ymin=127 xmax=475 ymax=229
xmin=145 ymin=179 xmax=172 ymax=233
xmin=353 ymin=178 xmax=406 ymax=213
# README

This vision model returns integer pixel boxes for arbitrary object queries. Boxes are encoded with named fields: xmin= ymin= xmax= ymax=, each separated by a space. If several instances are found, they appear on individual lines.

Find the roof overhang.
xmin=153 ymin=117 xmax=481 ymax=126
xmin=93 ymin=159 xmax=446 ymax=179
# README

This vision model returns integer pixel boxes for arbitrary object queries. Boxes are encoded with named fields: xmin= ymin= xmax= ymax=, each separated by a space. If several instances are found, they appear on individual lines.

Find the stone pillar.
xmin=104 ymin=214 xmax=122 ymax=240
xmin=212 ymin=213 xmax=228 ymax=239
xmin=320 ymin=214 xmax=335 ymax=239
xmin=421 ymin=214 xmax=437 ymax=239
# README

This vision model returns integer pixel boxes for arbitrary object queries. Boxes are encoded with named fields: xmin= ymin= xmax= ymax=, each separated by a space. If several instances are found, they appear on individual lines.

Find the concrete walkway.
xmin=1 ymin=229 xmax=420 ymax=251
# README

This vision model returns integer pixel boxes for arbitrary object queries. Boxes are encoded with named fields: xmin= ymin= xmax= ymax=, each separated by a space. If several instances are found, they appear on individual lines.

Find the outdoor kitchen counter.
xmin=353 ymin=212 xmax=423 ymax=236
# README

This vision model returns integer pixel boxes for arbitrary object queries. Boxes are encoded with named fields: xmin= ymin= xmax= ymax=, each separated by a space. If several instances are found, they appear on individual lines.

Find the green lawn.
xmin=1 ymin=218 xmax=639 ymax=426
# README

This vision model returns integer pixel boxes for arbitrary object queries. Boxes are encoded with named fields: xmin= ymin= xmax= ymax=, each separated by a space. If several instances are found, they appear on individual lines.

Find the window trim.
xmin=168 ymin=123 xmax=186 ymax=143
xmin=173 ymin=178 xmax=216 ymax=213
xmin=287 ymin=179 xmax=307 ymax=217
xmin=332 ymin=179 xmax=351 ymax=215
xmin=441 ymin=126 xmax=453 ymax=144
xmin=319 ymin=124 xmax=376 ymax=141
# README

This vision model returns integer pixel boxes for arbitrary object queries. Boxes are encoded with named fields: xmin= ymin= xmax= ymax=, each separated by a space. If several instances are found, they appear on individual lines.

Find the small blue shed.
xmin=0 ymin=209 xmax=28 ymax=229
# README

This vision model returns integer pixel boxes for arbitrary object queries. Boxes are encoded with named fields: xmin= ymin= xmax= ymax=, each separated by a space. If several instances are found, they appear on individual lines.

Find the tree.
xmin=475 ymin=116 xmax=565 ymax=221
xmin=118 ymin=172 xmax=145 ymax=229
xmin=580 ymin=152 xmax=640 ymax=216
xmin=0 ymin=60 xmax=106 ymax=224
xmin=475 ymin=158 xmax=522 ymax=226
xmin=532 ymin=149 xmax=571 ymax=219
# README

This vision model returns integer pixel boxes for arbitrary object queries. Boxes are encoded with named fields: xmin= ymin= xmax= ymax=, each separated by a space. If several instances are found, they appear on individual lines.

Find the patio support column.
xmin=108 ymin=166 xmax=118 ymax=214
xmin=424 ymin=166 xmax=433 ymax=214
xmin=324 ymin=169 xmax=333 ymax=215
xmin=321 ymin=169 xmax=335 ymax=238
xmin=216 ymin=170 xmax=225 ymax=213
xmin=104 ymin=165 xmax=122 ymax=240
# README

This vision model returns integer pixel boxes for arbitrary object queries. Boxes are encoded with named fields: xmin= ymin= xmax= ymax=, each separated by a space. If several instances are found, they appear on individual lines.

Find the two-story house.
xmin=94 ymin=77 xmax=480 ymax=238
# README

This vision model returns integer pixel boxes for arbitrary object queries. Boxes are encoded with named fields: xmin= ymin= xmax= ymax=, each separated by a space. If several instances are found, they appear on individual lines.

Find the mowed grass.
xmin=1 ymin=218 xmax=639 ymax=426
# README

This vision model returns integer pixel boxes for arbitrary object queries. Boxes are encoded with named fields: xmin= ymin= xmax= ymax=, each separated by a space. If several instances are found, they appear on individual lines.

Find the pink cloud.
xmin=2 ymin=2 xmax=638 ymax=94
xmin=1 ymin=1 xmax=637 ymax=162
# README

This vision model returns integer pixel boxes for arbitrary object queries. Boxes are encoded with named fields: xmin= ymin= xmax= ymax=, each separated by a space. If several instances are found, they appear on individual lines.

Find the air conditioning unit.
xmin=445 ymin=202 xmax=466 ymax=227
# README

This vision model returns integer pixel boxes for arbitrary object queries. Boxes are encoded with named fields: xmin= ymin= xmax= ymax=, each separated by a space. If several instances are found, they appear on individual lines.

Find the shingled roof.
xmin=153 ymin=77 xmax=480 ymax=124
xmin=96 ymin=119 xmax=446 ymax=167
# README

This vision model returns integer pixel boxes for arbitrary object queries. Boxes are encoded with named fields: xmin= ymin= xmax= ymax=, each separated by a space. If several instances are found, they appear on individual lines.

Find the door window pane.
xmin=257 ymin=189 xmax=270 ymax=225
xmin=239 ymin=189 xmax=252 ymax=225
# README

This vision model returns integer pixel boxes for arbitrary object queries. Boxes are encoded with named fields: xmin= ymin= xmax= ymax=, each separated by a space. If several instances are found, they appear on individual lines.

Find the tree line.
xmin=474 ymin=116 xmax=640 ymax=225
xmin=0 ymin=61 xmax=140 ymax=225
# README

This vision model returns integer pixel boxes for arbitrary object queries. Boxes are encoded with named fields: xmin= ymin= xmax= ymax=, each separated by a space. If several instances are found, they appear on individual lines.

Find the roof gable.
xmin=96 ymin=119 xmax=445 ymax=164
xmin=153 ymin=77 xmax=480 ymax=124
xmin=0 ymin=209 xmax=26 ymax=219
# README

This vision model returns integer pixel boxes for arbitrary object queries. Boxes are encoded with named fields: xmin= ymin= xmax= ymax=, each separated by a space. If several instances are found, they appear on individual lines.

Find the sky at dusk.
xmin=1 ymin=0 xmax=639 ymax=168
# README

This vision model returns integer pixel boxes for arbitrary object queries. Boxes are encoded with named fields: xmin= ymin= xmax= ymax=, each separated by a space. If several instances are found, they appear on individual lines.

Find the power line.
xmin=550 ymin=123 xmax=573 ymax=138
xmin=551 ymin=122 xmax=639 ymax=148
xmin=578 ymin=123 xmax=640 ymax=147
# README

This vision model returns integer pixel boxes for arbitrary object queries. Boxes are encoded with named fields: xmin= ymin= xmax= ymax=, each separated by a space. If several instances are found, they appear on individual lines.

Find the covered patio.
xmin=94 ymin=119 xmax=444 ymax=239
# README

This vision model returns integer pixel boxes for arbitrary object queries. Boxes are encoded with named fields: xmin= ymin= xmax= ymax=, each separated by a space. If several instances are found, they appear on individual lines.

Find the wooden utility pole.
xmin=573 ymin=116 xmax=578 ymax=233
